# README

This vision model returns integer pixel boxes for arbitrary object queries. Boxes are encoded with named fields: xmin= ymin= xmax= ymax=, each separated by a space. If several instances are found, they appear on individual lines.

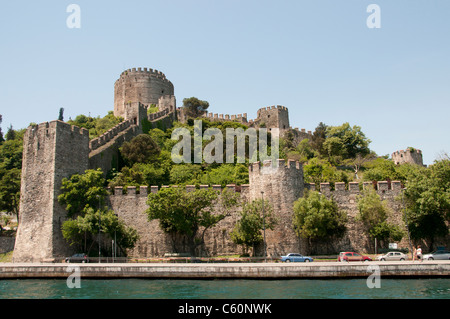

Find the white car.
xmin=377 ymin=251 xmax=407 ymax=261
xmin=422 ymin=250 xmax=450 ymax=260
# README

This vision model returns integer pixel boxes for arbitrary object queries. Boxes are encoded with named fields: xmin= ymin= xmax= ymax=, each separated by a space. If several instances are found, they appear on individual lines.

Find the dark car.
xmin=65 ymin=253 xmax=89 ymax=263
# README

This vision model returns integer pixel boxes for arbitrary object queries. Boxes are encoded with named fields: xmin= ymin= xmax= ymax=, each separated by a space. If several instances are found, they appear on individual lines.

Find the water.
xmin=0 ymin=278 xmax=449 ymax=299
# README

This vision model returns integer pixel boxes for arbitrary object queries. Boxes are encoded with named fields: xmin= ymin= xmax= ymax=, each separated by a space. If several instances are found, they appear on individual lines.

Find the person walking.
xmin=417 ymin=245 xmax=423 ymax=262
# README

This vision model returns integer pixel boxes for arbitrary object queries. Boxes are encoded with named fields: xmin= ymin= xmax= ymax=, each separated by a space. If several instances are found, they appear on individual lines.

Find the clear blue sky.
xmin=1 ymin=0 xmax=449 ymax=165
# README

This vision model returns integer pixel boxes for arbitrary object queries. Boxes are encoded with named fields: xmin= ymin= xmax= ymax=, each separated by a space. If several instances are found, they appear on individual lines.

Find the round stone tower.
xmin=114 ymin=67 xmax=174 ymax=119
xmin=391 ymin=148 xmax=424 ymax=166
xmin=248 ymin=159 xmax=304 ymax=256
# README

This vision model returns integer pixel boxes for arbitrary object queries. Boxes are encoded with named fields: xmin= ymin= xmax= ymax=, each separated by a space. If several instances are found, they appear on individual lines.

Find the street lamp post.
xmin=261 ymin=191 xmax=266 ymax=263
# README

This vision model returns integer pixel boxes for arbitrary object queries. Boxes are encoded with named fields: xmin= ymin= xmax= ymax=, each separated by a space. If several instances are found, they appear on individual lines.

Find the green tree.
xmin=5 ymin=125 xmax=16 ymax=141
xmin=356 ymin=189 xmax=404 ymax=245
xmin=303 ymin=157 xmax=352 ymax=187
xmin=170 ymin=164 xmax=202 ymax=185
xmin=58 ymin=168 xmax=108 ymax=218
xmin=200 ymin=164 xmax=249 ymax=186
xmin=120 ymin=134 xmax=160 ymax=165
xmin=58 ymin=107 xmax=64 ymax=121
xmin=0 ymin=114 xmax=4 ymax=143
xmin=59 ymin=168 xmax=138 ymax=255
xmin=61 ymin=207 xmax=139 ymax=255
xmin=293 ymin=191 xmax=347 ymax=253
xmin=0 ymin=130 xmax=23 ymax=219
xmin=403 ymin=159 xmax=450 ymax=248
xmin=182 ymin=97 xmax=210 ymax=118
xmin=0 ymin=168 xmax=21 ymax=219
xmin=311 ymin=122 xmax=328 ymax=157
xmin=323 ymin=122 xmax=371 ymax=163
xmin=146 ymin=187 xmax=224 ymax=256
xmin=230 ymin=199 xmax=276 ymax=256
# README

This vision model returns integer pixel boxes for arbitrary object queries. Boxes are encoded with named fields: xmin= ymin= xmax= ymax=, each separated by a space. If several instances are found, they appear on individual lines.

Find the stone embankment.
xmin=0 ymin=261 xmax=448 ymax=279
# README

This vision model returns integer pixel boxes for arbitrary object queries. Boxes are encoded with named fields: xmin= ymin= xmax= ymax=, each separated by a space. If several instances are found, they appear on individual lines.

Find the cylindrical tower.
xmin=114 ymin=67 xmax=174 ymax=119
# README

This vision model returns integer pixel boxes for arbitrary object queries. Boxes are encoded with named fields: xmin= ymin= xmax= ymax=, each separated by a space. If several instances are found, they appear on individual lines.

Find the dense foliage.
xmin=146 ymin=187 xmax=239 ymax=255
xmin=230 ymin=199 xmax=276 ymax=256
xmin=58 ymin=169 xmax=139 ymax=255
xmin=356 ymin=188 xmax=404 ymax=243
xmin=293 ymin=191 xmax=347 ymax=244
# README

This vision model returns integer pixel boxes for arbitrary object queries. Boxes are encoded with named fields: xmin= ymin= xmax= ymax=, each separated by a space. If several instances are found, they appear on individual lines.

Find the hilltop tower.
xmin=248 ymin=159 xmax=304 ymax=256
xmin=114 ymin=67 xmax=174 ymax=120
xmin=392 ymin=148 xmax=424 ymax=166
xmin=256 ymin=105 xmax=290 ymax=132
xmin=13 ymin=121 xmax=90 ymax=262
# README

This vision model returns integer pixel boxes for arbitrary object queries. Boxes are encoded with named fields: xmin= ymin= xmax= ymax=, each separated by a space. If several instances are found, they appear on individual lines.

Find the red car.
xmin=338 ymin=252 xmax=372 ymax=262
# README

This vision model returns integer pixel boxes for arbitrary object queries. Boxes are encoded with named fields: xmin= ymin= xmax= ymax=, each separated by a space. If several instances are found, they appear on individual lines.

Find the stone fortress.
xmin=12 ymin=68 xmax=426 ymax=262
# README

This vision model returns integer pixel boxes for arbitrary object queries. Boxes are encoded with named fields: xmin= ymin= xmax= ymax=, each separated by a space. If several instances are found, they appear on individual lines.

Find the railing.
xmin=60 ymin=256 xmax=282 ymax=264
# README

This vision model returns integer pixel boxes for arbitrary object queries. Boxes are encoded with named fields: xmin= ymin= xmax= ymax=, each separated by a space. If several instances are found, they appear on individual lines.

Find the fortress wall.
xmin=157 ymin=95 xmax=176 ymax=112
xmin=89 ymin=119 xmax=134 ymax=151
xmin=108 ymin=184 xmax=249 ymax=257
xmin=104 ymin=177 xmax=416 ymax=258
xmin=202 ymin=112 xmax=249 ymax=125
xmin=89 ymin=124 xmax=141 ymax=175
xmin=13 ymin=121 xmax=90 ymax=262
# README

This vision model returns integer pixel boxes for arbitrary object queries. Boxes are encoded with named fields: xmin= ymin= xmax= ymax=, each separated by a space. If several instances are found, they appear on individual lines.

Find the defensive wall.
xmin=103 ymin=158 xmax=416 ymax=259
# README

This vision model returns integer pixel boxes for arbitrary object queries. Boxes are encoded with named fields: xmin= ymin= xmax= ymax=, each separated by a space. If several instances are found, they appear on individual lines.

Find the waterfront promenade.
xmin=1 ymin=260 xmax=449 ymax=279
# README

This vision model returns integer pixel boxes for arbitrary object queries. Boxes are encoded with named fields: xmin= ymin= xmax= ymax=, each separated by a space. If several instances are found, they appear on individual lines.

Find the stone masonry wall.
xmin=114 ymin=68 xmax=174 ymax=119
xmin=104 ymin=178 xmax=419 ymax=258
xmin=13 ymin=121 xmax=90 ymax=262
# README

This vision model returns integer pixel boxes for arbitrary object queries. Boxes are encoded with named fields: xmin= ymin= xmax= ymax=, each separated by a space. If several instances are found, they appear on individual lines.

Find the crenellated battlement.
xmin=117 ymin=67 xmax=171 ymax=82
xmin=147 ymin=106 xmax=175 ymax=122
xmin=257 ymin=105 xmax=287 ymax=113
xmin=249 ymin=159 xmax=301 ymax=174
xmin=89 ymin=119 xmax=135 ymax=151
xmin=305 ymin=180 xmax=402 ymax=193
xmin=28 ymin=120 xmax=89 ymax=138
xmin=114 ymin=67 xmax=173 ymax=89
xmin=391 ymin=148 xmax=424 ymax=166
xmin=202 ymin=112 xmax=248 ymax=123
xmin=108 ymin=184 xmax=249 ymax=197
xmin=114 ymin=67 xmax=175 ymax=120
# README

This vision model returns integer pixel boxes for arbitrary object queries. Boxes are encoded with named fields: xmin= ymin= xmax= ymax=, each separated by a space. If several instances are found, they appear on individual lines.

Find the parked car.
xmin=422 ymin=250 xmax=450 ymax=261
xmin=65 ymin=253 xmax=89 ymax=263
xmin=338 ymin=252 xmax=372 ymax=262
xmin=377 ymin=251 xmax=407 ymax=261
xmin=281 ymin=253 xmax=313 ymax=262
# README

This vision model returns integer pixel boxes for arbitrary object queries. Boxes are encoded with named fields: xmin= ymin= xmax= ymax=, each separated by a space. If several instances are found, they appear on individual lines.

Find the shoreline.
xmin=1 ymin=260 xmax=449 ymax=279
